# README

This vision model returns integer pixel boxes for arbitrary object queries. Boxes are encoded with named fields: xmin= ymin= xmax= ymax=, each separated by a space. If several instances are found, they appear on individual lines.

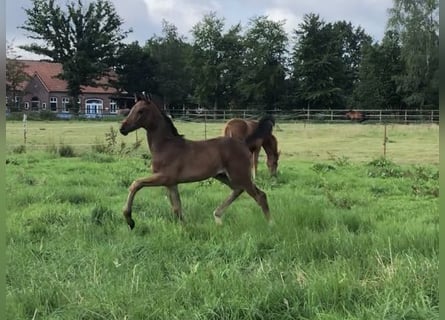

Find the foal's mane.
xmin=161 ymin=112 xmax=183 ymax=138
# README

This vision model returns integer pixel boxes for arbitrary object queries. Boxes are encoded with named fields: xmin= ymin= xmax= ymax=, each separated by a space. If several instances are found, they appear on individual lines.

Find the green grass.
xmin=6 ymin=121 xmax=438 ymax=319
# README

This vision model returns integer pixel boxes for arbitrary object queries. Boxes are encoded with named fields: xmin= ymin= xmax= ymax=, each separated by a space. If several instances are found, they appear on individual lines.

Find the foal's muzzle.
xmin=119 ymin=126 xmax=129 ymax=136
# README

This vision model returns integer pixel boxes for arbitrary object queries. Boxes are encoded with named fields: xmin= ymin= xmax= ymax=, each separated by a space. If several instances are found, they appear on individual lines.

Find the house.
xmin=11 ymin=60 xmax=128 ymax=118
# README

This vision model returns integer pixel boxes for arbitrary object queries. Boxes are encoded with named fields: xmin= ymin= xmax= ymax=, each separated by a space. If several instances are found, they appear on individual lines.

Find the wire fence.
xmin=168 ymin=108 xmax=439 ymax=124
xmin=6 ymin=108 xmax=439 ymax=124
xmin=6 ymin=109 xmax=439 ymax=165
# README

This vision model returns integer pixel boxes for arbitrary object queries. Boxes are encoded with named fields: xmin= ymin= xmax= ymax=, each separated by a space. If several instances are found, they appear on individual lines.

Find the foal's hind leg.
xmin=166 ymin=185 xmax=183 ymax=221
xmin=252 ymin=149 xmax=260 ymax=179
xmin=244 ymin=183 xmax=271 ymax=223
xmin=213 ymin=174 xmax=244 ymax=224
xmin=213 ymin=189 xmax=244 ymax=225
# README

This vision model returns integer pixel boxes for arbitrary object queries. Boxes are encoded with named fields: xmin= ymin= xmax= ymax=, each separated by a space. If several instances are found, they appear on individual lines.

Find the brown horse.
xmin=345 ymin=110 xmax=367 ymax=122
xmin=119 ymin=93 xmax=273 ymax=229
xmin=223 ymin=118 xmax=279 ymax=178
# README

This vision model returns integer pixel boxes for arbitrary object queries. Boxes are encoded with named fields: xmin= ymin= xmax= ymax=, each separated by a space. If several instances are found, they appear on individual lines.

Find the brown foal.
xmin=345 ymin=110 xmax=367 ymax=122
xmin=222 ymin=118 xmax=279 ymax=178
xmin=119 ymin=93 xmax=273 ymax=229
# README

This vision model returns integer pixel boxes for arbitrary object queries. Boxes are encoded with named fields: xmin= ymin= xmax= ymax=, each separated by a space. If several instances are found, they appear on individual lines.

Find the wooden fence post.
xmin=204 ymin=111 xmax=207 ymax=139
xmin=23 ymin=113 xmax=27 ymax=145
xmin=383 ymin=123 xmax=387 ymax=158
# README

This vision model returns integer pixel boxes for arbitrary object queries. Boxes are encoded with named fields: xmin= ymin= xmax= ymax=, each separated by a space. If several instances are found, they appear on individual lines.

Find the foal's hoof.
xmin=128 ymin=219 xmax=135 ymax=230
xmin=214 ymin=216 xmax=223 ymax=225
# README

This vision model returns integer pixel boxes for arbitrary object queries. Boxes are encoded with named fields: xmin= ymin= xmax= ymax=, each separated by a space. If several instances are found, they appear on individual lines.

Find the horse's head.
xmin=267 ymin=151 xmax=280 ymax=177
xmin=264 ymin=135 xmax=280 ymax=176
xmin=119 ymin=93 xmax=162 ymax=136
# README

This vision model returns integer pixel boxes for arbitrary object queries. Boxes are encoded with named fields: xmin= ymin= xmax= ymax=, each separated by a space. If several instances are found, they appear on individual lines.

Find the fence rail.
xmin=6 ymin=109 xmax=439 ymax=124
xmin=169 ymin=109 xmax=439 ymax=124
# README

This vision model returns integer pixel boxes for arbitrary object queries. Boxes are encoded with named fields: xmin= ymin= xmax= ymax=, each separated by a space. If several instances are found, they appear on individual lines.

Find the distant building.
xmin=9 ymin=60 xmax=130 ymax=118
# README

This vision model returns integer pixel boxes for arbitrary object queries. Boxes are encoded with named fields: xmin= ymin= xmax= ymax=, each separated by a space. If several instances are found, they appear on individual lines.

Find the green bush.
xmin=12 ymin=145 xmax=26 ymax=154
xmin=58 ymin=144 xmax=75 ymax=157
xmin=367 ymin=157 xmax=405 ymax=178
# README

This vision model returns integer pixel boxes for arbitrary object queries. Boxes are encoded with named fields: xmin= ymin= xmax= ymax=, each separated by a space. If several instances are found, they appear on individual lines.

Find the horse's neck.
xmin=145 ymin=123 xmax=177 ymax=153
xmin=246 ymin=120 xmax=258 ymax=134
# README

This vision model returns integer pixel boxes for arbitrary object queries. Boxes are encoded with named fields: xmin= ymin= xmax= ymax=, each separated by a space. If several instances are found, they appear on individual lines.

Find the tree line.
xmin=7 ymin=0 xmax=438 ymax=112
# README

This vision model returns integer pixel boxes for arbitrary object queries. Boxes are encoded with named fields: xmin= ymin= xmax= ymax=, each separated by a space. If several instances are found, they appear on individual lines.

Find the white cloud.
xmin=143 ymin=0 xmax=222 ymax=35
xmin=7 ymin=0 xmax=393 ymax=59
xmin=264 ymin=8 xmax=303 ymax=37
xmin=256 ymin=0 xmax=392 ymax=40
xmin=7 ymin=37 xmax=47 ymax=60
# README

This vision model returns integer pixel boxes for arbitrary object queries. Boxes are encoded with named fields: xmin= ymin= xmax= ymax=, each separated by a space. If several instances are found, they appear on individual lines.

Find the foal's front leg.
xmin=166 ymin=185 xmax=183 ymax=221
xmin=123 ymin=173 xmax=170 ymax=229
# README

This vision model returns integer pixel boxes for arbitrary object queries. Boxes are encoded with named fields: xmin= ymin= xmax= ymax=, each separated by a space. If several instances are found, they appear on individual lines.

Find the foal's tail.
xmin=245 ymin=115 xmax=275 ymax=151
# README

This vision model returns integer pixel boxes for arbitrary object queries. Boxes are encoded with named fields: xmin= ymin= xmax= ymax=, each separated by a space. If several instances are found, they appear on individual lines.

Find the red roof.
xmin=19 ymin=59 xmax=118 ymax=94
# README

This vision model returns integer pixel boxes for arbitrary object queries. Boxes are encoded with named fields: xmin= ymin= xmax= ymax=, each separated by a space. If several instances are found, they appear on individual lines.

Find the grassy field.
xmin=6 ymin=120 xmax=439 ymax=319
xmin=6 ymin=120 xmax=439 ymax=164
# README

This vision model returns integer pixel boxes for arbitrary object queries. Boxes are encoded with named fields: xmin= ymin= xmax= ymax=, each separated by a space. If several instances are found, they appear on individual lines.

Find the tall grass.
xmin=6 ymin=137 xmax=438 ymax=319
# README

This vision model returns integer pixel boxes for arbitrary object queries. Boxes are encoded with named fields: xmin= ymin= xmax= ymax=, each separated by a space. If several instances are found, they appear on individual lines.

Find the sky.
xmin=6 ymin=0 xmax=394 ymax=60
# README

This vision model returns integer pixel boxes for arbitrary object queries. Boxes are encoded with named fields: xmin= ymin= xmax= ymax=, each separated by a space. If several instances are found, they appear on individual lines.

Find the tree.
xmin=190 ymin=12 xmax=226 ymax=109
xmin=6 ymin=41 xmax=30 ymax=111
xmin=290 ymin=14 xmax=373 ymax=110
xmin=291 ymin=14 xmax=344 ymax=109
xmin=387 ymin=0 xmax=439 ymax=108
xmin=332 ymin=21 xmax=372 ymax=106
xmin=240 ymin=16 xmax=288 ymax=111
xmin=215 ymin=23 xmax=245 ymax=109
xmin=113 ymin=41 xmax=157 ymax=97
xmin=20 ymin=0 xmax=131 ymax=112
xmin=353 ymin=30 xmax=404 ymax=110
xmin=145 ymin=20 xmax=193 ymax=110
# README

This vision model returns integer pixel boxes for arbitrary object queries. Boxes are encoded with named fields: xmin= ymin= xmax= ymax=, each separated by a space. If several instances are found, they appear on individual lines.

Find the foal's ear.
xmin=142 ymin=91 xmax=152 ymax=102
xmin=134 ymin=92 xmax=152 ymax=102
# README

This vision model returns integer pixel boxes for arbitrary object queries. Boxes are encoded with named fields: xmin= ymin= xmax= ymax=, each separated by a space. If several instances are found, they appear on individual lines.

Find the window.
xmin=41 ymin=103 xmax=47 ymax=110
xmin=24 ymin=102 xmax=29 ymax=110
xmin=31 ymin=97 xmax=40 ymax=111
xmin=62 ymin=97 xmax=70 ymax=112
xmin=109 ymin=100 xmax=117 ymax=114
xmin=50 ymin=97 xmax=58 ymax=111
xmin=85 ymin=99 xmax=103 ymax=115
